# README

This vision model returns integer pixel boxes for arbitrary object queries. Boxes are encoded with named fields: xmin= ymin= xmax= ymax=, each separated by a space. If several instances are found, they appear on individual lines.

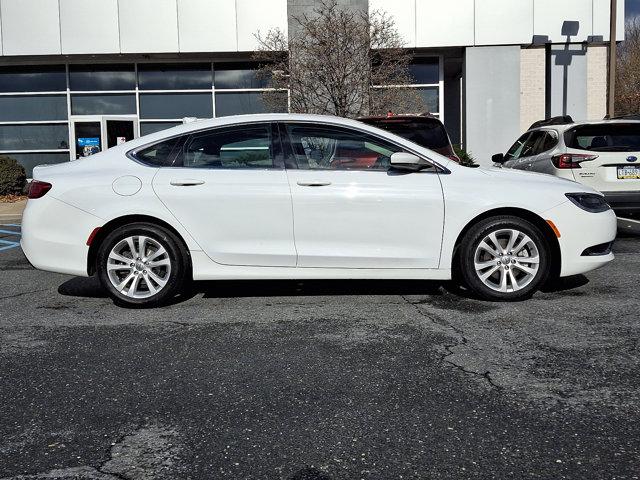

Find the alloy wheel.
xmin=473 ymin=228 xmax=540 ymax=293
xmin=106 ymin=235 xmax=171 ymax=299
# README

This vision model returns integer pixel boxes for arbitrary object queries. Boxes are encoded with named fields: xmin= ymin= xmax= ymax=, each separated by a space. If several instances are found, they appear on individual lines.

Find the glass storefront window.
xmin=140 ymin=122 xmax=182 ymax=136
xmin=415 ymin=87 xmax=439 ymax=113
xmin=0 ymin=65 xmax=66 ymax=93
xmin=138 ymin=64 xmax=212 ymax=90
xmin=71 ymin=94 xmax=137 ymax=115
xmin=214 ymin=92 xmax=287 ymax=117
xmin=69 ymin=64 xmax=135 ymax=91
xmin=214 ymin=64 xmax=268 ymax=89
xmin=0 ymin=95 xmax=67 ymax=121
xmin=0 ymin=124 xmax=69 ymax=150
xmin=9 ymin=152 xmax=70 ymax=177
xmin=139 ymin=93 xmax=213 ymax=119
xmin=409 ymin=59 xmax=439 ymax=85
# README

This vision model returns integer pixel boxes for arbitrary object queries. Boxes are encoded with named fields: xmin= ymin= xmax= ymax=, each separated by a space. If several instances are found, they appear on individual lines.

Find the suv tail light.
xmin=551 ymin=153 xmax=598 ymax=169
xmin=27 ymin=180 xmax=52 ymax=199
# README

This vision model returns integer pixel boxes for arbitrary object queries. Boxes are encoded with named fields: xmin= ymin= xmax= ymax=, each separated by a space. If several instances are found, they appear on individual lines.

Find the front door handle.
xmin=170 ymin=179 xmax=205 ymax=186
xmin=296 ymin=181 xmax=332 ymax=187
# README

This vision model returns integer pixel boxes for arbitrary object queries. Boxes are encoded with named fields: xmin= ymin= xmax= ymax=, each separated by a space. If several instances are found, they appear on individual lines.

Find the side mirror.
xmin=492 ymin=153 xmax=506 ymax=164
xmin=390 ymin=152 xmax=429 ymax=171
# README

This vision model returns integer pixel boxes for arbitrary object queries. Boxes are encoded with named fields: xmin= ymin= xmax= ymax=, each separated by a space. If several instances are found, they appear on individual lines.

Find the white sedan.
xmin=21 ymin=114 xmax=617 ymax=307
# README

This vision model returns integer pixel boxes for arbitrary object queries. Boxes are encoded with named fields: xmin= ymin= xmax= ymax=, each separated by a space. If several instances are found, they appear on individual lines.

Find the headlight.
xmin=565 ymin=193 xmax=611 ymax=213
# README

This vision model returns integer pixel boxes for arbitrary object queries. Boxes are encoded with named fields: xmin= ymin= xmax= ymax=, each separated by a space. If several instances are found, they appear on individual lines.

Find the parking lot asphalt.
xmin=0 ymin=225 xmax=639 ymax=479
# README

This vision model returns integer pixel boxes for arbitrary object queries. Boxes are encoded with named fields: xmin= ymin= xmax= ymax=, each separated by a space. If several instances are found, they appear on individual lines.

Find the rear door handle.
xmin=296 ymin=181 xmax=332 ymax=187
xmin=170 ymin=179 xmax=205 ymax=186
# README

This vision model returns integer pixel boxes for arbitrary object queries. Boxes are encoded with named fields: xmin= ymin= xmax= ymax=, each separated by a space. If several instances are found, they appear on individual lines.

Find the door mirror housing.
xmin=390 ymin=152 xmax=430 ymax=171
xmin=492 ymin=153 xmax=506 ymax=164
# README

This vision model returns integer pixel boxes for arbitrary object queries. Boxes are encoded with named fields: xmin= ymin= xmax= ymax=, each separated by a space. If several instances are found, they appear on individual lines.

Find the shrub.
xmin=453 ymin=145 xmax=478 ymax=167
xmin=0 ymin=156 xmax=27 ymax=195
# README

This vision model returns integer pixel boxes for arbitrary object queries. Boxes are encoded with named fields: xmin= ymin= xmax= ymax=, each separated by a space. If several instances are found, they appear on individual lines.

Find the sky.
xmin=627 ymin=0 xmax=640 ymax=20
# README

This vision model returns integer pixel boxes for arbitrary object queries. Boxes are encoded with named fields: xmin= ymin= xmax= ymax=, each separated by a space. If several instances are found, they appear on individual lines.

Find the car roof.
xmin=127 ymin=113 xmax=379 ymax=146
xmin=530 ymin=119 xmax=640 ymax=133
xmin=358 ymin=114 xmax=441 ymax=122
xmin=147 ymin=113 xmax=378 ymax=138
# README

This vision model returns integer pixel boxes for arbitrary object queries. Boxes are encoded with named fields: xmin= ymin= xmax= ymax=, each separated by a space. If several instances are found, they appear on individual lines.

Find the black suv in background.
xmin=358 ymin=114 xmax=460 ymax=163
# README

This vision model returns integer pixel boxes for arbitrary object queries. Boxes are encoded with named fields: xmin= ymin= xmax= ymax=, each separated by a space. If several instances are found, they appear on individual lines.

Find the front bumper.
xmin=602 ymin=190 xmax=640 ymax=215
xmin=544 ymin=201 xmax=617 ymax=277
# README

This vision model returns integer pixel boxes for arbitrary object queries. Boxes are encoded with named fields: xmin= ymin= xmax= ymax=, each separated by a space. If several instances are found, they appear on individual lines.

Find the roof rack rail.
xmin=528 ymin=115 xmax=574 ymax=130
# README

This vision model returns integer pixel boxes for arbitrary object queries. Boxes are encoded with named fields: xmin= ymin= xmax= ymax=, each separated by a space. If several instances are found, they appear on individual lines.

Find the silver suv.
xmin=493 ymin=118 xmax=640 ymax=216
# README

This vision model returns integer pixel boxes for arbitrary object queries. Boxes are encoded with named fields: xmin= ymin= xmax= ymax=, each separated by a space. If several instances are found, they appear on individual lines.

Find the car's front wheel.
xmin=458 ymin=216 xmax=551 ymax=301
xmin=96 ymin=223 xmax=189 ymax=307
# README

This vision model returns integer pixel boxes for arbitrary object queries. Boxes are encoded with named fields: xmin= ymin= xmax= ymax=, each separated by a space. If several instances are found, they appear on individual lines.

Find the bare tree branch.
xmin=616 ymin=18 xmax=640 ymax=116
xmin=253 ymin=0 xmax=427 ymax=118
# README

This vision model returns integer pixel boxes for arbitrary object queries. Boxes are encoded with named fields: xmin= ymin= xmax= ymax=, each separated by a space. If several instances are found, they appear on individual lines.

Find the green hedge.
xmin=453 ymin=145 xmax=478 ymax=167
xmin=0 ymin=156 xmax=27 ymax=195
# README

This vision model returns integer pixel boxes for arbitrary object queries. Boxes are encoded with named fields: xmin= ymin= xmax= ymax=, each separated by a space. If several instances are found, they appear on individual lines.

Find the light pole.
xmin=607 ymin=0 xmax=618 ymax=118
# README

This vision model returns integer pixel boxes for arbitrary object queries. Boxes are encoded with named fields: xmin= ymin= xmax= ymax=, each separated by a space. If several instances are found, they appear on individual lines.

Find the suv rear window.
xmin=565 ymin=123 xmax=640 ymax=152
xmin=359 ymin=118 xmax=451 ymax=151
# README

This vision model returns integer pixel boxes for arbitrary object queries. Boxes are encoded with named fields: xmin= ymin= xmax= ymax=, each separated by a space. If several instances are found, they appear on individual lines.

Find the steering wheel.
xmin=372 ymin=155 xmax=390 ymax=170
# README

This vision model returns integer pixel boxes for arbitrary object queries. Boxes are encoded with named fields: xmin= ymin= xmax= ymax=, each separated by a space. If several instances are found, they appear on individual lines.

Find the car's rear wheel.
xmin=458 ymin=216 xmax=551 ymax=301
xmin=96 ymin=223 xmax=189 ymax=307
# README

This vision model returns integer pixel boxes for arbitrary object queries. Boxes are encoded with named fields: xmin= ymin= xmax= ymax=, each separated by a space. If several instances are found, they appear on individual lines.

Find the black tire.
xmin=96 ymin=222 xmax=190 ymax=307
xmin=457 ymin=216 xmax=551 ymax=301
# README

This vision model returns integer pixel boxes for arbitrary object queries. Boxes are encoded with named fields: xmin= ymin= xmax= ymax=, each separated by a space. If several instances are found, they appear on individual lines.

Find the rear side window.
xmin=565 ymin=123 xmax=640 ymax=152
xmin=361 ymin=119 xmax=450 ymax=151
xmin=179 ymin=123 xmax=274 ymax=169
xmin=132 ymin=136 xmax=182 ymax=167
xmin=537 ymin=131 xmax=559 ymax=153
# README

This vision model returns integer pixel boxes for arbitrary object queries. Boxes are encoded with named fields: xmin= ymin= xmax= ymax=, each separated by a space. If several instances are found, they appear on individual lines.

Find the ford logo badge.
xmin=627 ymin=156 xmax=637 ymax=162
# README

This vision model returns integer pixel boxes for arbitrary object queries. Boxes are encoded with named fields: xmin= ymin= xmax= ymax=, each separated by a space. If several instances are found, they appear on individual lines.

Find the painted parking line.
xmin=0 ymin=224 xmax=21 ymax=252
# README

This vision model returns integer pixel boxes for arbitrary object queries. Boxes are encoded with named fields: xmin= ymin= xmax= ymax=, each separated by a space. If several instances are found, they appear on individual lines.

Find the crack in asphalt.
xmin=96 ymin=429 xmax=138 ymax=480
xmin=1 ymin=424 xmax=180 ymax=480
xmin=0 ymin=288 xmax=49 ymax=301
xmin=401 ymin=295 xmax=502 ymax=391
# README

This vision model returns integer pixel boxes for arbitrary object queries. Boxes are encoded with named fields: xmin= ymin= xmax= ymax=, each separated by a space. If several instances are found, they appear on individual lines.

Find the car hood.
xmin=477 ymin=166 xmax=599 ymax=193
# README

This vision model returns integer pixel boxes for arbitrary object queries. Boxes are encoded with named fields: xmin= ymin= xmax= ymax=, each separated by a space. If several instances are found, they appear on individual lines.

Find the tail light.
xmin=27 ymin=180 xmax=52 ymax=199
xmin=551 ymin=153 xmax=598 ymax=169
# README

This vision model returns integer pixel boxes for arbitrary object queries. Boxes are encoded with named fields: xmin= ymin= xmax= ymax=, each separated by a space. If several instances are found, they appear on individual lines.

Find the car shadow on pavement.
xmin=58 ymin=275 xmax=448 ymax=300
xmin=57 ymin=274 xmax=589 ymax=307
xmin=540 ymin=274 xmax=589 ymax=293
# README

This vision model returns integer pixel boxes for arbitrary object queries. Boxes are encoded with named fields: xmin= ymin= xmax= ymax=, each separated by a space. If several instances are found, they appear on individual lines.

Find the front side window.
xmin=180 ymin=124 xmax=274 ymax=169
xmin=505 ymin=131 xmax=545 ymax=161
xmin=284 ymin=123 xmax=403 ymax=171
xmin=505 ymin=133 xmax=531 ymax=161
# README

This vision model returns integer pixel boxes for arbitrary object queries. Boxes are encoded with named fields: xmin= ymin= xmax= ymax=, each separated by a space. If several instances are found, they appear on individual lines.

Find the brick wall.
xmin=520 ymin=47 xmax=545 ymax=133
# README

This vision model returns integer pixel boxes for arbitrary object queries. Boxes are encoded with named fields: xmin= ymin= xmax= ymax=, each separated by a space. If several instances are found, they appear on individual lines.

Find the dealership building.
xmin=0 ymin=0 xmax=625 ymax=174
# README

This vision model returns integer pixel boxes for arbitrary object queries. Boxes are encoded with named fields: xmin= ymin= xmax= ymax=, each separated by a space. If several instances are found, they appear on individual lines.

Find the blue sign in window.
xmin=77 ymin=137 xmax=100 ymax=147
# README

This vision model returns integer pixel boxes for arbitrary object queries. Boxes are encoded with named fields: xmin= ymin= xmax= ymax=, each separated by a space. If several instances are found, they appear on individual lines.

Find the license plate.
xmin=617 ymin=165 xmax=640 ymax=179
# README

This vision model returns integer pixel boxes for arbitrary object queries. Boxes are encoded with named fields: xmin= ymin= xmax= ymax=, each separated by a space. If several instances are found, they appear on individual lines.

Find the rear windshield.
xmin=360 ymin=119 xmax=451 ymax=151
xmin=565 ymin=123 xmax=640 ymax=152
